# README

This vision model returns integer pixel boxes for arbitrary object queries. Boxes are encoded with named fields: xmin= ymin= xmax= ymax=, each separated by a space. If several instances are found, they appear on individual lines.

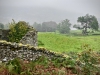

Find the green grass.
xmin=38 ymin=32 xmax=100 ymax=53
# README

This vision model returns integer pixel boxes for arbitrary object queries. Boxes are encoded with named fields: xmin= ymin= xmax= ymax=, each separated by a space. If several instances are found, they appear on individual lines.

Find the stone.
xmin=20 ymin=30 xmax=38 ymax=47
xmin=0 ymin=29 xmax=10 ymax=41
xmin=0 ymin=41 xmax=64 ymax=63
xmin=2 ymin=57 xmax=7 ymax=62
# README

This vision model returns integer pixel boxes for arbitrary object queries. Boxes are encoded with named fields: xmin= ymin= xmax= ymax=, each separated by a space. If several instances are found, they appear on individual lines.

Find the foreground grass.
xmin=38 ymin=32 xmax=100 ymax=53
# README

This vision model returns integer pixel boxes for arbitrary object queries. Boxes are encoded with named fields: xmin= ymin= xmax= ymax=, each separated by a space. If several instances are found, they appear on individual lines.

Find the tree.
xmin=77 ymin=14 xmax=99 ymax=34
xmin=41 ymin=22 xmax=47 ymax=32
xmin=0 ymin=23 xmax=4 ymax=29
xmin=58 ymin=19 xmax=71 ymax=34
xmin=4 ymin=23 xmax=10 ymax=29
xmin=33 ymin=22 xmax=42 ymax=32
xmin=89 ymin=16 xmax=99 ymax=31
xmin=42 ymin=21 xmax=57 ymax=32
xmin=8 ymin=20 xmax=29 ymax=43
xmin=73 ymin=24 xmax=80 ymax=29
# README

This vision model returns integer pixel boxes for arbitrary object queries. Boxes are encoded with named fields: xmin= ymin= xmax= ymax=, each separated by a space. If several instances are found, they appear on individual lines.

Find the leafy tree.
xmin=57 ymin=24 xmax=60 ymax=31
xmin=0 ymin=23 xmax=4 ymax=29
xmin=77 ymin=14 xmax=99 ymax=34
xmin=41 ymin=22 xmax=48 ymax=32
xmin=42 ymin=21 xmax=57 ymax=32
xmin=8 ymin=20 xmax=29 ymax=43
xmin=33 ymin=21 xmax=57 ymax=32
xmin=58 ymin=19 xmax=71 ymax=34
xmin=33 ymin=22 xmax=42 ymax=32
xmin=89 ymin=16 xmax=99 ymax=31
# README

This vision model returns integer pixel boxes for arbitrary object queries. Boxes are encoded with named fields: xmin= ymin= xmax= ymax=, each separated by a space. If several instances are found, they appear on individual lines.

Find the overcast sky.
xmin=0 ymin=0 xmax=100 ymax=25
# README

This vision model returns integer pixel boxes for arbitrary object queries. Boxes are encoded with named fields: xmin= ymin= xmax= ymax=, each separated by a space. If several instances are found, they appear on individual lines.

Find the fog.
xmin=0 ymin=0 xmax=100 ymax=24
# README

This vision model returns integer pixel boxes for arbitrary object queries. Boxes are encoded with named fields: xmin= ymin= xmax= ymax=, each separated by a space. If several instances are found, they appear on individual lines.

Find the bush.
xmin=8 ymin=20 xmax=29 ymax=43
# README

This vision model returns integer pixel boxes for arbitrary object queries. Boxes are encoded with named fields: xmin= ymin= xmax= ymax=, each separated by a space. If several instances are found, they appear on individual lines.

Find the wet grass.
xmin=38 ymin=32 xmax=100 ymax=53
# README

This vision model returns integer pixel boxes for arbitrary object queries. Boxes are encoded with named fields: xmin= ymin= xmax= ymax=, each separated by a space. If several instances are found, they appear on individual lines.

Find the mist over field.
xmin=0 ymin=0 xmax=100 ymax=25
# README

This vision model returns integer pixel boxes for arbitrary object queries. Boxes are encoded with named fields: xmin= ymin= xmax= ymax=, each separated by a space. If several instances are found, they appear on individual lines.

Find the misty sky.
xmin=0 ymin=0 xmax=100 ymax=25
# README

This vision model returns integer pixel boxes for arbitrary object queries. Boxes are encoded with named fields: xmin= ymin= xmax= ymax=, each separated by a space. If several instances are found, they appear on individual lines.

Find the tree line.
xmin=33 ymin=19 xmax=71 ymax=34
xmin=32 ymin=14 xmax=100 ymax=35
xmin=0 ymin=14 xmax=100 ymax=35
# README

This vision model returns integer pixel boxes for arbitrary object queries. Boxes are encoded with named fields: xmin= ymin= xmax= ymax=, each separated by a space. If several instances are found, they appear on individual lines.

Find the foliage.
xmin=73 ymin=24 xmax=83 ymax=30
xmin=57 ymin=19 xmax=71 ymax=34
xmin=77 ymin=14 xmax=99 ymax=35
xmin=33 ymin=22 xmax=42 ymax=32
xmin=0 ymin=23 xmax=4 ymax=29
xmin=8 ymin=20 xmax=29 ymax=43
xmin=6 ymin=58 xmax=22 ymax=74
xmin=0 ymin=48 xmax=100 ymax=75
xmin=0 ymin=56 xmax=75 ymax=75
xmin=89 ymin=16 xmax=99 ymax=31
xmin=33 ymin=21 xmax=57 ymax=32
xmin=76 ymin=45 xmax=100 ymax=75
xmin=42 ymin=21 xmax=57 ymax=32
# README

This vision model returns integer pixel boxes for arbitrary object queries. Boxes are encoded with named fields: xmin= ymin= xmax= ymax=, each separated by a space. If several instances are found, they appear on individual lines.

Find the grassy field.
xmin=38 ymin=32 xmax=100 ymax=53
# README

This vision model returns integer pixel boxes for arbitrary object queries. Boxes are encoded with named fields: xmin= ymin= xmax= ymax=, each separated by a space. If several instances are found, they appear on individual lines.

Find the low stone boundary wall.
xmin=0 ymin=41 xmax=63 ymax=62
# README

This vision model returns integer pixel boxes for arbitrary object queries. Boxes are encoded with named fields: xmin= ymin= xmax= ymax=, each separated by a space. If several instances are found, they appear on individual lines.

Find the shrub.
xmin=8 ymin=19 xmax=29 ymax=43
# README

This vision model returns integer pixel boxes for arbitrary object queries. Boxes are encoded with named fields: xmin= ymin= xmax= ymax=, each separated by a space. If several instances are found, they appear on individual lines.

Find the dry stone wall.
xmin=0 ymin=41 xmax=63 ymax=62
xmin=20 ymin=30 xmax=38 ymax=47
xmin=0 ymin=26 xmax=38 ymax=47
xmin=0 ymin=29 xmax=9 ymax=41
